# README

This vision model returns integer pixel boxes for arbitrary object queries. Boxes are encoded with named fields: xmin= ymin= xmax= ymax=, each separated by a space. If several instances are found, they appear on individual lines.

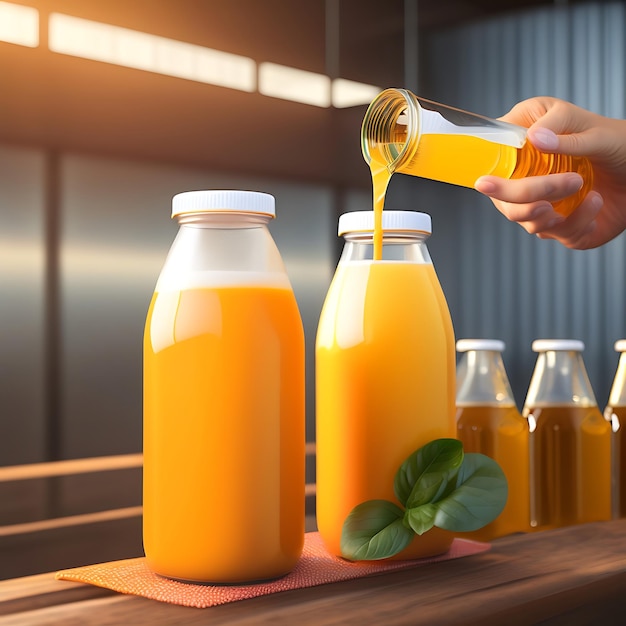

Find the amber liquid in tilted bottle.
xmin=604 ymin=339 xmax=626 ymax=518
xmin=455 ymin=339 xmax=530 ymax=540
xmin=523 ymin=340 xmax=611 ymax=530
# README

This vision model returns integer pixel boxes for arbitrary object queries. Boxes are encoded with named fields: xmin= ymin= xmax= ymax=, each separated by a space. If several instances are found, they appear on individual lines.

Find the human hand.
xmin=474 ymin=96 xmax=626 ymax=249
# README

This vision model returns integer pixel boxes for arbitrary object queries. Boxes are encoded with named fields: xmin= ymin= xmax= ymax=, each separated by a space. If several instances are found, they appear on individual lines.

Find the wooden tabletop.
xmin=2 ymin=519 xmax=626 ymax=625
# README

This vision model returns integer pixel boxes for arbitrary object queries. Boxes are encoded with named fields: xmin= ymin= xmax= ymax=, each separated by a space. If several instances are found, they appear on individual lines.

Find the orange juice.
xmin=525 ymin=405 xmax=611 ymax=530
xmin=143 ymin=282 xmax=305 ymax=583
xmin=316 ymin=258 xmax=455 ymax=559
xmin=456 ymin=405 xmax=530 ymax=539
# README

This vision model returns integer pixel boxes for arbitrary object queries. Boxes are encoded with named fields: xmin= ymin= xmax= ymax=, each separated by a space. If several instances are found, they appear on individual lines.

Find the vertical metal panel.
xmin=60 ymin=156 xmax=176 ymax=459
xmin=0 ymin=145 xmax=46 ymax=465
xmin=421 ymin=1 xmax=626 ymax=408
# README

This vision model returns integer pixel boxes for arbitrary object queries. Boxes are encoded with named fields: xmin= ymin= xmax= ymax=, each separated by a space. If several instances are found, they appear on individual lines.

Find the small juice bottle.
xmin=523 ymin=339 xmax=611 ymax=531
xmin=604 ymin=339 xmax=626 ymax=518
xmin=455 ymin=339 xmax=530 ymax=540
xmin=316 ymin=210 xmax=456 ymax=560
xmin=143 ymin=190 xmax=305 ymax=583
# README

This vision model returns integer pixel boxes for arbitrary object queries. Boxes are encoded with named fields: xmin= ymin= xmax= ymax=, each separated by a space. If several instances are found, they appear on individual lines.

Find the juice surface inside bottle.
xmin=144 ymin=279 xmax=305 ymax=583
xmin=456 ymin=404 xmax=530 ymax=540
xmin=316 ymin=254 xmax=455 ymax=560
xmin=525 ymin=404 xmax=611 ymax=530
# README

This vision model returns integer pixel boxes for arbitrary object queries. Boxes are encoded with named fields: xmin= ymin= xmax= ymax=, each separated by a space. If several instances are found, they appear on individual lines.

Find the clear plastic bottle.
xmin=455 ymin=339 xmax=530 ymax=540
xmin=315 ymin=210 xmax=456 ymax=560
xmin=604 ymin=339 xmax=626 ymax=518
xmin=143 ymin=190 xmax=305 ymax=583
xmin=523 ymin=339 xmax=611 ymax=530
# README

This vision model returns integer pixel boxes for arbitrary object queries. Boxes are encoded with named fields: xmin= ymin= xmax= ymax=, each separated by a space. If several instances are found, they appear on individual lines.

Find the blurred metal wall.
xmin=415 ymin=1 xmax=626 ymax=408
xmin=0 ymin=146 xmax=46 ymax=466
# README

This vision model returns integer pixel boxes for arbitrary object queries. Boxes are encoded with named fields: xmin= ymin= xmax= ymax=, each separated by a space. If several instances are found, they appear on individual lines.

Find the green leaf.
xmin=340 ymin=500 xmax=415 ymax=561
xmin=404 ymin=503 xmax=438 ymax=535
xmin=433 ymin=452 xmax=508 ymax=532
xmin=394 ymin=438 xmax=464 ymax=508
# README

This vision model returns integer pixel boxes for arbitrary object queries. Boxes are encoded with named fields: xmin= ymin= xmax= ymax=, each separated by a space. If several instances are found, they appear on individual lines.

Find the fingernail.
xmin=474 ymin=178 xmax=497 ymax=194
xmin=546 ymin=216 xmax=565 ymax=228
xmin=531 ymin=127 xmax=559 ymax=150
xmin=590 ymin=193 xmax=603 ymax=212
xmin=530 ymin=203 xmax=553 ymax=219
xmin=565 ymin=174 xmax=584 ymax=194
xmin=530 ymin=127 xmax=559 ymax=150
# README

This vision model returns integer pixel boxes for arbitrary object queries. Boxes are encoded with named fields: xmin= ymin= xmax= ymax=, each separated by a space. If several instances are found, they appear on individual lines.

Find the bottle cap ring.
xmin=456 ymin=339 xmax=505 ymax=353
xmin=338 ymin=210 xmax=431 ymax=236
xmin=172 ymin=190 xmax=275 ymax=219
xmin=531 ymin=339 xmax=585 ymax=352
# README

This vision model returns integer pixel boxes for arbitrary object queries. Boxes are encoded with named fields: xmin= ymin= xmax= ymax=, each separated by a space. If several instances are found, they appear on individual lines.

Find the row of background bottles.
xmin=455 ymin=338 xmax=626 ymax=542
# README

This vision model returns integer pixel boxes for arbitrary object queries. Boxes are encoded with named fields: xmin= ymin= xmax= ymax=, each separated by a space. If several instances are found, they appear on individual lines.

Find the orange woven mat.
xmin=55 ymin=532 xmax=489 ymax=609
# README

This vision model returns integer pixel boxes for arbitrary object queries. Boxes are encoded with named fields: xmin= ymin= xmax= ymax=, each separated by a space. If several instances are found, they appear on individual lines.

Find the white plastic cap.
xmin=532 ymin=339 xmax=585 ymax=352
xmin=338 ymin=210 xmax=431 ymax=236
xmin=456 ymin=339 xmax=505 ymax=353
xmin=172 ymin=190 xmax=275 ymax=219
xmin=615 ymin=340 xmax=626 ymax=352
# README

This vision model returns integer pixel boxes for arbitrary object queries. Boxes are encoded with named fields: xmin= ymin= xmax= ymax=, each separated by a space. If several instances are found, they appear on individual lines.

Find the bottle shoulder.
xmin=156 ymin=223 xmax=291 ymax=291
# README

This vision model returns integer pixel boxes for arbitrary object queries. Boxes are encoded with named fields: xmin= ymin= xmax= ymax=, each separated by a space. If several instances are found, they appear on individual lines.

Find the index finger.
xmin=475 ymin=172 xmax=584 ymax=204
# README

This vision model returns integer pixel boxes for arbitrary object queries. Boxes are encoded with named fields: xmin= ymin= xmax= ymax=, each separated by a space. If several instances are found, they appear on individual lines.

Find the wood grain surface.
xmin=2 ymin=519 xmax=626 ymax=625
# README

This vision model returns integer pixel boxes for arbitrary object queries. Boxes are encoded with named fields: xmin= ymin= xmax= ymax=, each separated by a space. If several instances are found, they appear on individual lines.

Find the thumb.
xmin=526 ymin=103 xmax=598 ymax=156
xmin=527 ymin=125 xmax=596 ymax=157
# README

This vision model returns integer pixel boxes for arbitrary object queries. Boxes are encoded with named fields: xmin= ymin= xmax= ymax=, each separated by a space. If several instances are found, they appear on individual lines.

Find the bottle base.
xmin=156 ymin=570 xmax=291 ymax=586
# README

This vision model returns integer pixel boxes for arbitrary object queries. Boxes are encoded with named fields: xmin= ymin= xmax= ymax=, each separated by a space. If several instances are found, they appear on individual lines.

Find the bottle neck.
xmin=456 ymin=350 xmax=516 ymax=406
xmin=523 ymin=350 xmax=598 ymax=410
xmin=340 ymin=232 xmax=432 ymax=263
xmin=156 ymin=212 xmax=287 ymax=292
xmin=175 ymin=212 xmax=272 ymax=228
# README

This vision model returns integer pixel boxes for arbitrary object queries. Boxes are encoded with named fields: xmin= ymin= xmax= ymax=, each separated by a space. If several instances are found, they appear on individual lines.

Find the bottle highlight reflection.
xmin=604 ymin=339 xmax=626 ymax=518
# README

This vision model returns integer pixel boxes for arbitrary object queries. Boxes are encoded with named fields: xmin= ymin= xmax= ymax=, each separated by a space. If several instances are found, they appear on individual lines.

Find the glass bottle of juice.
xmin=455 ymin=339 xmax=530 ymax=541
xmin=604 ymin=339 xmax=626 ymax=518
xmin=315 ymin=210 xmax=456 ymax=560
xmin=361 ymin=88 xmax=593 ymax=221
xmin=523 ymin=339 xmax=611 ymax=531
xmin=143 ymin=190 xmax=305 ymax=583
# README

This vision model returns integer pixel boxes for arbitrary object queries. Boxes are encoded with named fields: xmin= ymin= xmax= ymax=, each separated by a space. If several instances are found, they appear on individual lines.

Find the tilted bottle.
xmin=143 ymin=190 xmax=305 ymax=583
xmin=361 ymin=88 xmax=593 ymax=217
xmin=455 ymin=339 xmax=530 ymax=540
xmin=523 ymin=339 xmax=611 ymax=530
xmin=604 ymin=339 xmax=626 ymax=518
xmin=316 ymin=210 xmax=456 ymax=560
